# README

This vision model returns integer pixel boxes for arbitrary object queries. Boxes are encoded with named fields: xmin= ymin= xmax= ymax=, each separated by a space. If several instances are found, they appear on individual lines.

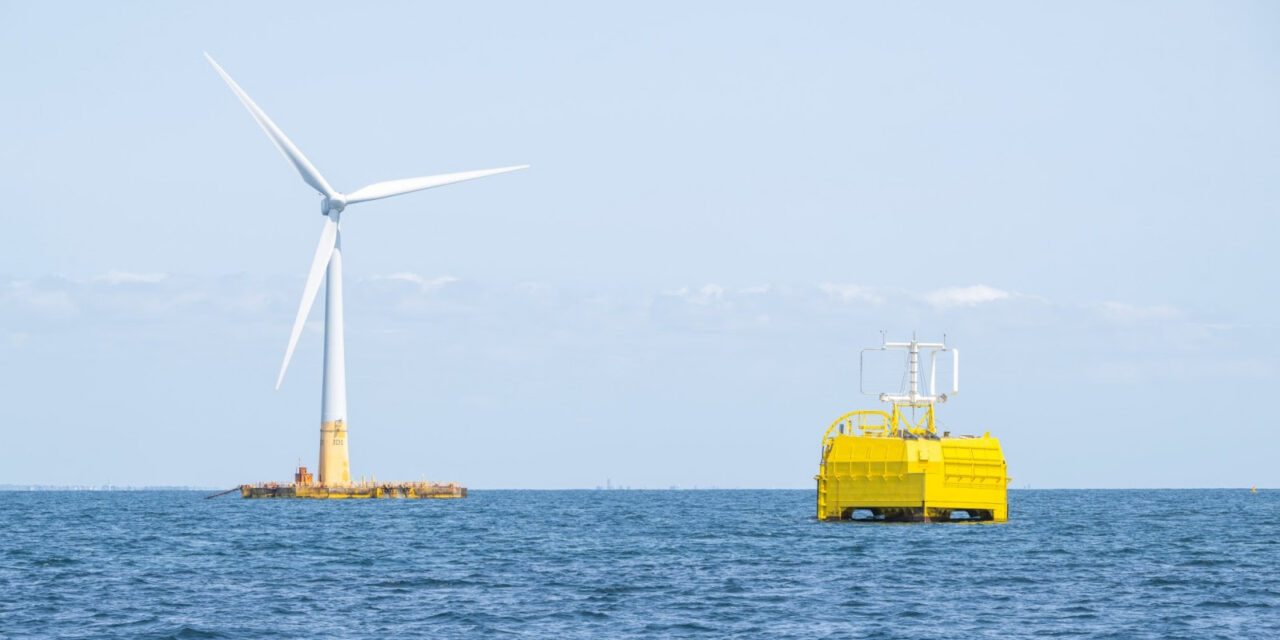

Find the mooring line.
xmin=204 ymin=486 xmax=241 ymax=499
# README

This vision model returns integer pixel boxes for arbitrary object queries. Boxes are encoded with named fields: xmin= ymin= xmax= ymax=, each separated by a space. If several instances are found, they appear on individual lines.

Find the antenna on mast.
xmin=856 ymin=333 xmax=959 ymax=437
xmin=861 ymin=334 xmax=958 ymax=405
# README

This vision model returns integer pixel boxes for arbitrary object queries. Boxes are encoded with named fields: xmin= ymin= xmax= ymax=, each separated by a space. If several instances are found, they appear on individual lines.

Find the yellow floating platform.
xmin=817 ymin=408 xmax=1008 ymax=522
xmin=241 ymin=481 xmax=466 ymax=499
xmin=816 ymin=336 xmax=1009 ymax=522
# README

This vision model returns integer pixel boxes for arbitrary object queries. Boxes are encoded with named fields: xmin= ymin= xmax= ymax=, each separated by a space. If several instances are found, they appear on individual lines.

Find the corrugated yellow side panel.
xmin=817 ymin=434 xmax=1008 ymax=522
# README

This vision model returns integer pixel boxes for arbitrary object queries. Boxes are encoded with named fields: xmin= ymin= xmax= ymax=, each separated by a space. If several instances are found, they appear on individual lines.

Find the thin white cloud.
xmin=94 ymin=270 xmax=167 ymax=285
xmin=1086 ymin=360 xmax=1145 ymax=385
xmin=1098 ymin=301 xmax=1179 ymax=323
xmin=663 ymin=284 xmax=725 ymax=305
xmin=518 ymin=282 xmax=555 ymax=297
xmin=4 ymin=281 xmax=77 ymax=317
xmin=921 ymin=284 xmax=1010 ymax=309
xmin=1088 ymin=357 xmax=1270 ymax=384
xmin=225 ymin=292 xmax=272 ymax=315
xmin=370 ymin=272 xmax=458 ymax=292
xmin=739 ymin=284 xmax=771 ymax=295
xmin=694 ymin=284 xmax=724 ymax=304
xmin=818 ymin=283 xmax=883 ymax=304
xmin=1196 ymin=322 xmax=1252 ymax=332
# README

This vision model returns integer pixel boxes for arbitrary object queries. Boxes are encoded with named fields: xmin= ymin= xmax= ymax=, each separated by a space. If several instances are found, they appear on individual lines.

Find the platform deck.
xmin=241 ymin=482 xmax=466 ymax=499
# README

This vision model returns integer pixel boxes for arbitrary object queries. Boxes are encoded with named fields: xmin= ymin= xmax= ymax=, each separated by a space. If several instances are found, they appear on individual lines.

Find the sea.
xmin=2 ymin=489 xmax=1276 ymax=639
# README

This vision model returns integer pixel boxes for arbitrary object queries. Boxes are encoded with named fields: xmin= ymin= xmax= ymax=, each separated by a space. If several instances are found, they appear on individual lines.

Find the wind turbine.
xmin=206 ymin=53 xmax=527 ymax=487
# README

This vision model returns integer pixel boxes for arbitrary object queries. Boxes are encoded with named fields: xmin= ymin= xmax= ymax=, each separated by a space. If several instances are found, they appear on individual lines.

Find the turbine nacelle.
xmin=321 ymin=194 xmax=347 ymax=215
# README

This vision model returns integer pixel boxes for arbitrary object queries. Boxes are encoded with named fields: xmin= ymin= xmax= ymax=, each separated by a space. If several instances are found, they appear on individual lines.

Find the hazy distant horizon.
xmin=0 ymin=485 xmax=1269 ymax=494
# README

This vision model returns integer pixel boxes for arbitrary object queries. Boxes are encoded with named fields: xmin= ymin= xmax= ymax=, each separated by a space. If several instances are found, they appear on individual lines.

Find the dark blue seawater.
xmin=2 ymin=489 xmax=1277 ymax=639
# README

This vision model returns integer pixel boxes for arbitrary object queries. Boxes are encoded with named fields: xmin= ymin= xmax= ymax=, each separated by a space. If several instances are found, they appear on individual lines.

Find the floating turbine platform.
xmin=203 ymin=54 xmax=526 ymax=503
xmin=241 ymin=467 xmax=466 ymax=499
xmin=816 ymin=335 xmax=1009 ymax=522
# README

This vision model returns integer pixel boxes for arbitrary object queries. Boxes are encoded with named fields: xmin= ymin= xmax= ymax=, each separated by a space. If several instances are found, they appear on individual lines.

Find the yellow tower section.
xmin=815 ymin=336 xmax=1009 ymax=522
xmin=318 ymin=419 xmax=351 ymax=487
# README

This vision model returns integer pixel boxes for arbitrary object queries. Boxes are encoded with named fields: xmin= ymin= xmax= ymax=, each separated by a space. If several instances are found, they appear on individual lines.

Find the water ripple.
xmin=2 ymin=489 xmax=1278 ymax=638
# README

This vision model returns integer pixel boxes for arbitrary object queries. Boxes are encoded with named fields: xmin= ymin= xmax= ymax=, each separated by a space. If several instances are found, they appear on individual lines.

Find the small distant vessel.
xmin=816 ymin=335 xmax=1009 ymax=522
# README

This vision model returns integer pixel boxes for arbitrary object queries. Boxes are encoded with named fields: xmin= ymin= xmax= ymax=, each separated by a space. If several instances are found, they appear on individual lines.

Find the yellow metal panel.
xmin=817 ymin=430 xmax=1009 ymax=522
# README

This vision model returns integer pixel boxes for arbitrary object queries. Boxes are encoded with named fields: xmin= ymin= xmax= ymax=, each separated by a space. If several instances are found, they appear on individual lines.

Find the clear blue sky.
xmin=2 ymin=1 xmax=1277 ymax=488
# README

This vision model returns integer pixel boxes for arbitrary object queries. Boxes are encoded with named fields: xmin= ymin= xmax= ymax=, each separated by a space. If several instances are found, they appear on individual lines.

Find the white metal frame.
xmin=860 ymin=334 xmax=958 ymax=405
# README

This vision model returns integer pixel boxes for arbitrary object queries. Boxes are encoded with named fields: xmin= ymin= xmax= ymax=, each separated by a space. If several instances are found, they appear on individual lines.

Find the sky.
xmin=2 ymin=1 xmax=1278 ymax=489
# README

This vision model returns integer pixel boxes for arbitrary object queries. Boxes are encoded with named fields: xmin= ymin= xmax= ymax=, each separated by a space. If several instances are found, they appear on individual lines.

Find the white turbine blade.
xmin=204 ymin=52 xmax=337 ymax=199
xmin=345 ymin=165 xmax=529 ymax=205
xmin=276 ymin=216 xmax=339 ymax=390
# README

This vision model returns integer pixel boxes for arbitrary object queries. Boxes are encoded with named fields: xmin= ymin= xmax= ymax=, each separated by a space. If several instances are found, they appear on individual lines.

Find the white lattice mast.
xmin=867 ymin=333 xmax=959 ymax=405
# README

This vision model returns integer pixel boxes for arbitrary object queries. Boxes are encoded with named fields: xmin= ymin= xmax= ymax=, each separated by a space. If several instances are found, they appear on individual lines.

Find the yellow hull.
xmin=817 ymin=432 xmax=1008 ymax=522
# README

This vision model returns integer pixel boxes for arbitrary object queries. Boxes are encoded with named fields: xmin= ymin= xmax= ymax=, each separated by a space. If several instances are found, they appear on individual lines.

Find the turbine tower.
xmin=206 ymin=53 xmax=527 ymax=487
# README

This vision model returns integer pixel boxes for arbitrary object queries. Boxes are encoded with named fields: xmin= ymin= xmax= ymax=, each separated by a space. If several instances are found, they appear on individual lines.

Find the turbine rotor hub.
xmin=321 ymin=194 xmax=347 ymax=215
